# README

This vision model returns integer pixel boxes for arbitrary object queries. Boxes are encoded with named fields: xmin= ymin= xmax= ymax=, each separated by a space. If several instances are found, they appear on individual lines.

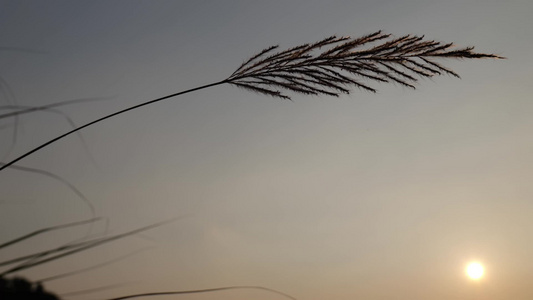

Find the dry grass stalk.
xmin=0 ymin=220 xmax=295 ymax=300
xmin=0 ymin=31 xmax=503 ymax=172
xmin=1 ymin=31 xmax=503 ymax=299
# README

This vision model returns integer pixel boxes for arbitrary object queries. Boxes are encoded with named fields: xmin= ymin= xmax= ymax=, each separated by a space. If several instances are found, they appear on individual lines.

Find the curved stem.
xmin=0 ymin=218 xmax=100 ymax=250
xmin=107 ymin=286 xmax=297 ymax=300
xmin=0 ymin=80 xmax=228 ymax=172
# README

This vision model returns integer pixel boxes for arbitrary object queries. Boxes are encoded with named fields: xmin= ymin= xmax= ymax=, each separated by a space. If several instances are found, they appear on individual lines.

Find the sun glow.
xmin=466 ymin=262 xmax=484 ymax=280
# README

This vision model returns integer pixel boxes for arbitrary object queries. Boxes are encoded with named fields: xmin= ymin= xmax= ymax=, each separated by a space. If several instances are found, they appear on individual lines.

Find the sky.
xmin=0 ymin=0 xmax=532 ymax=299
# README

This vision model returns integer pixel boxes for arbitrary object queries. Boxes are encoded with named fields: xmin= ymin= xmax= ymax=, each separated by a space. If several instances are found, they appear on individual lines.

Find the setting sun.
xmin=466 ymin=262 xmax=484 ymax=280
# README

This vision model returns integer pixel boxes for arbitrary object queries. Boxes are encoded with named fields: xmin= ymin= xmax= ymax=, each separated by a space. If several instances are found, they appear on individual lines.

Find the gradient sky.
xmin=1 ymin=1 xmax=532 ymax=299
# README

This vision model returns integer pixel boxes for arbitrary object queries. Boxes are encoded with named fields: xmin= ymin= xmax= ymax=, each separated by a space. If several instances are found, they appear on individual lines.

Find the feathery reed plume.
xmin=227 ymin=31 xmax=503 ymax=98
xmin=0 ymin=31 xmax=503 ymax=172
xmin=0 ymin=32 xmax=505 ymax=300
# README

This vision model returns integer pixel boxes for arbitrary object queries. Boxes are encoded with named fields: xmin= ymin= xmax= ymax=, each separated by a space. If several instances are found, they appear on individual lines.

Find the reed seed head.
xmin=227 ymin=31 xmax=503 ymax=99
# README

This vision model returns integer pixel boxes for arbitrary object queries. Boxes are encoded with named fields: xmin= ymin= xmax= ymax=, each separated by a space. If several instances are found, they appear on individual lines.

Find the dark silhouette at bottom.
xmin=1 ymin=276 xmax=59 ymax=300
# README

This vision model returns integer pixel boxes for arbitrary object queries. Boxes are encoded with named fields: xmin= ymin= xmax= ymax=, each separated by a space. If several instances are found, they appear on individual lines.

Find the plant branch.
xmin=0 ymin=31 xmax=503 ymax=172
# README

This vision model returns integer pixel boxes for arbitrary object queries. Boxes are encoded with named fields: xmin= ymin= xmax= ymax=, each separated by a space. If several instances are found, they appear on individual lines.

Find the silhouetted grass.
xmin=0 ymin=31 xmax=503 ymax=299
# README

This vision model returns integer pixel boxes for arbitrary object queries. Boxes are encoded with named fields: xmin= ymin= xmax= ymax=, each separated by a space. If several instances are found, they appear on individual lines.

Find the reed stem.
xmin=0 ymin=80 xmax=228 ymax=172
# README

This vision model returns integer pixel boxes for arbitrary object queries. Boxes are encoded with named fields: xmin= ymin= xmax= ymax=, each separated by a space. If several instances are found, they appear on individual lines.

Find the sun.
xmin=466 ymin=262 xmax=484 ymax=280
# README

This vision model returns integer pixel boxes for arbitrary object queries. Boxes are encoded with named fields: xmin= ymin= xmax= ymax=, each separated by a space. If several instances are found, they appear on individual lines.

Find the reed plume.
xmin=0 ymin=31 xmax=503 ymax=172
xmin=0 ymin=31 xmax=503 ymax=300
xmin=227 ymin=31 xmax=502 ymax=98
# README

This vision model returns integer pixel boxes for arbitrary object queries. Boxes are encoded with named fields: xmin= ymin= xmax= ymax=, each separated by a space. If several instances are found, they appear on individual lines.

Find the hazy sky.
xmin=1 ymin=1 xmax=532 ymax=299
